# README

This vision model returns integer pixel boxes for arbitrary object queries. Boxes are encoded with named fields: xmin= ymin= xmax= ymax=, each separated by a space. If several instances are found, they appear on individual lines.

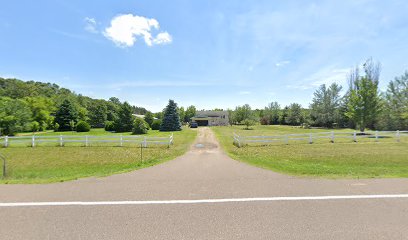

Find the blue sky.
xmin=1 ymin=0 xmax=408 ymax=112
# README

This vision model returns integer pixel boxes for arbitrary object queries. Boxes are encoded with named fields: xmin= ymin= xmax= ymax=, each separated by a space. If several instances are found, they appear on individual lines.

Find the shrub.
xmin=31 ymin=121 xmax=40 ymax=132
xmin=76 ymin=121 xmax=91 ymax=132
xmin=104 ymin=121 xmax=115 ymax=131
xmin=260 ymin=116 xmax=270 ymax=125
xmin=151 ymin=119 xmax=162 ymax=130
xmin=38 ymin=121 xmax=46 ymax=131
xmin=53 ymin=123 xmax=60 ymax=132
xmin=242 ymin=119 xmax=256 ymax=130
xmin=132 ymin=118 xmax=149 ymax=134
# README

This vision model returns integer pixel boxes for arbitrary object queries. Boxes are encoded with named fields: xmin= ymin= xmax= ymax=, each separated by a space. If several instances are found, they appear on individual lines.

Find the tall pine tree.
xmin=55 ymin=99 xmax=78 ymax=131
xmin=160 ymin=100 xmax=182 ymax=131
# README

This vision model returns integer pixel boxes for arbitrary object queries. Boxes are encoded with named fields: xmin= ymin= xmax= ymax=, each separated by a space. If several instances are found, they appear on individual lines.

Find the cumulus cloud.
xmin=84 ymin=17 xmax=98 ymax=33
xmin=153 ymin=32 xmax=172 ymax=45
xmin=103 ymin=14 xmax=172 ymax=47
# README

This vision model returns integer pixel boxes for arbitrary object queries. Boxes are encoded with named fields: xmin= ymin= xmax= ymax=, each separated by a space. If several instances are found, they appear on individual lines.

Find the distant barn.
xmin=191 ymin=111 xmax=229 ymax=126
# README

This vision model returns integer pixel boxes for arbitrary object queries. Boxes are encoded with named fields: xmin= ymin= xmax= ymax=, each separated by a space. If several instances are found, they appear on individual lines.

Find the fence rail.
xmin=0 ymin=133 xmax=174 ymax=148
xmin=233 ymin=130 xmax=408 ymax=147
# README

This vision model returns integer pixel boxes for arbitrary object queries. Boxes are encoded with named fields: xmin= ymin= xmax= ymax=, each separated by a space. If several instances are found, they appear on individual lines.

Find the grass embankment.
xmin=212 ymin=125 xmax=408 ymax=178
xmin=0 ymin=128 xmax=197 ymax=184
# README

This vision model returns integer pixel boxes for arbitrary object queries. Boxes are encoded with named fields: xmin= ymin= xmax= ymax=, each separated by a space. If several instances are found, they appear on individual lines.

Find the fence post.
xmin=353 ymin=131 xmax=357 ymax=142
xmin=31 ymin=135 xmax=35 ymax=147
xmin=375 ymin=131 xmax=378 ymax=142
xmin=120 ymin=135 xmax=123 ymax=147
xmin=4 ymin=136 xmax=8 ymax=148
xmin=396 ymin=130 xmax=400 ymax=142
xmin=237 ymin=135 xmax=241 ymax=148
xmin=331 ymin=131 xmax=334 ymax=143
xmin=59 ymin=135 xmax=63 ymax=147
xmin=309 ymin=133 xmax=313 ymax=144
xmin=168 ymin=134 xmax=172 ymax=148
xmin=85 ymin=135 xmax=88 ymax=147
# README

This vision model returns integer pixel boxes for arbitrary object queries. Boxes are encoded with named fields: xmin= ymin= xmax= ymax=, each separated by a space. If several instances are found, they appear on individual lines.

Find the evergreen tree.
xmin=114 ymin=102 xmax=134 ymax=132
xmin=55 ymin=99 xmax=78 ymax=131
xmin=160 ymin=100 xmax=182 ymax=131
xmin=378 ymin=71 xmax=408 ymax=130
xmin=310 ymin=83 xmax=343 ymax=128
xmin=87 ymin=100 xmax=107 ymax=128
xmin=285 ymin=103 xmax=303 ymax=126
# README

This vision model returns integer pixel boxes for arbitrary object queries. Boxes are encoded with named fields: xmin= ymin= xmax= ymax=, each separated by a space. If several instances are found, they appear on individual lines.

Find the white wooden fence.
xmin=0 ymin=133 xmax=174 ymax=148
xmin=233 ymin=130 xmax=408 ymax=148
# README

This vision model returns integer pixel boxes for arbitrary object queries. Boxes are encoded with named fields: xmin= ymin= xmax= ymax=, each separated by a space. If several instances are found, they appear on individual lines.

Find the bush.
xmin=260 ymin=116 xmax=270 ymax=125
xmin=242 ymin=119 xmax=256 ymax=130
xmin=132 ymin=118 xmax=149 ymax=134
xmin=31 ymin=121 xmax=40 ymax=132
xmin=76 ymin=121 xmax=91 ymax=132
xmin=151 ymin=119 xmax=162 ymax=130
xmin=104 ymin=121 xmax=115 ymax=131
xmin=53 ymin=123 xmax=60 ymax=132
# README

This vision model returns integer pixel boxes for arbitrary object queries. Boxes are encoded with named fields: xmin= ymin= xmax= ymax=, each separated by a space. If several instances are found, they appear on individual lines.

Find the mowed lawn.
xmin=212 ymin=125 xmax=408 ymax=178
xmin=0 ymin=128 xmax=197 ymax=184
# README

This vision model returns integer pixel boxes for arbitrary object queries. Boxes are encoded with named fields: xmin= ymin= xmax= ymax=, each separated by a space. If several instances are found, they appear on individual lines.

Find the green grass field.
xmin=212 ymin=125 xmax=408 ymax=178
xmin=0 ymin=128 xmax=197 ymax=184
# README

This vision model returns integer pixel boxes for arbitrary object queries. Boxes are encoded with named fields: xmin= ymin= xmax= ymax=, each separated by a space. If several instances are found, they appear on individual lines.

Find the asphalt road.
xmin=1 ymin=127 xmax=408 ymax=239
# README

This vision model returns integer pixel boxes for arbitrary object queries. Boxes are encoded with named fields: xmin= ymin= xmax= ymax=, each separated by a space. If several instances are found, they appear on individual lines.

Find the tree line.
xmin=1 ymin=57 xmax=407 ymax=134
xmin=0 ymin=78 xmax=152 ymax=135
xmin=0 ymin=77 xmax=191 ymax=135
xmin=230 ymin=58 xmax=408 ymax=131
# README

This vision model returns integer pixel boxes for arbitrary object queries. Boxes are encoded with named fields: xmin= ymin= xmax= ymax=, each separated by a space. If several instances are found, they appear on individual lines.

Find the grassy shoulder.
xmin=0 ymin=128 xmax=197 ymax=184
xmin=212 ymin=125 xmax=408 ymax=178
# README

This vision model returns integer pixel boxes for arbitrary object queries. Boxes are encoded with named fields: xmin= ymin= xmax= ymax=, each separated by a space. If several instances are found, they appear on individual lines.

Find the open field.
xmin=0 ymin=128 xmax=197 ymax=184
xmin=212 ymin=125 xmax=408 ymax=178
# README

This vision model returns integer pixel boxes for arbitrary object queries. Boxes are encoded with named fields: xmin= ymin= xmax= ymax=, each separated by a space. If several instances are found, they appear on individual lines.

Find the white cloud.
xmin=275 ymin=60 xmax=290 ymax=67
xmin=103 ymin=14 xmax=172 ymax=47
xmin=153 ymin=32 xmax=172 ymax=45
xmin=84 ymin=17 xmax=98 ymax=33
